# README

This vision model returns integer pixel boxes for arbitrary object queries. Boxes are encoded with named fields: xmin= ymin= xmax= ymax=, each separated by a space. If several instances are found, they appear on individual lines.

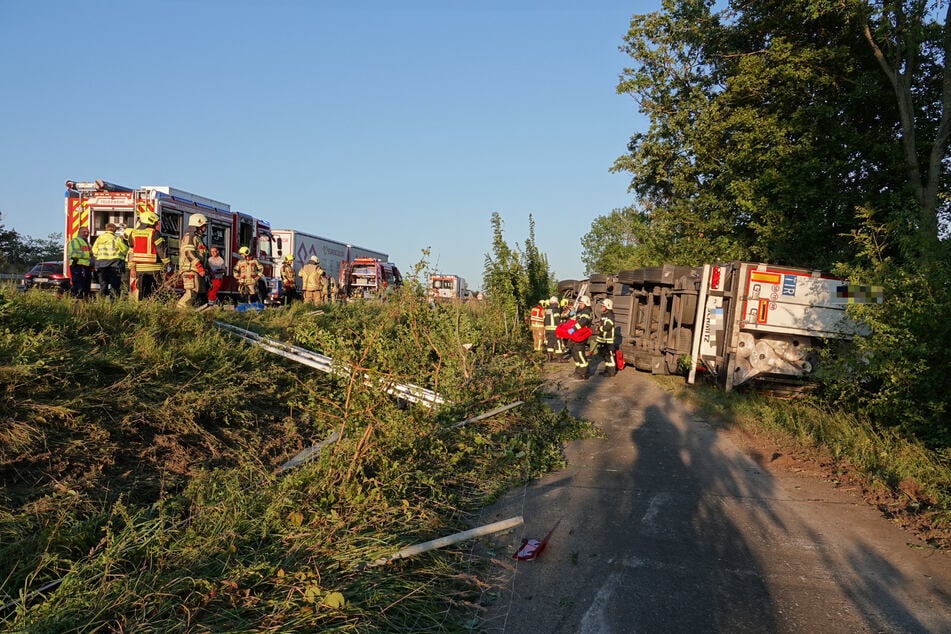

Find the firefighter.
xmin=67 ymin=226 xmax=93 ymax=299
xmin=128 ymin=210 xmax=170 ymax=301
xmin=530 ymin=299 xmax=546 ymax=352
xmin=557 ymin=298 xmax=571 ymax=357
xmin=234 ymin=246 xmax=264 ymax=304
xmin=280 ymin=254 xmax=298 ymax=305
xmin=570 ymin=295 xmax=594 ymax=379
xmin=177 ymin=213 xmax=209 ymax=309
xmin=544 ymin=296 xmax=561 ymax=361
xmin=596 ymin=298 xmax=618 ymax=376
xmin=91 ymin=223 xmax=128 ymax=299
xmin=300 ymin=255 xmax=323 ymax=305
xmin=328 ymin=275 xmax=339 ymax=303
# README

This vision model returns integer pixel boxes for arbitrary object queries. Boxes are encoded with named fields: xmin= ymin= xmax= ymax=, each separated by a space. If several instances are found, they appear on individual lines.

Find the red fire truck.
xmin=63 ymin=179 xmax=273 ymax=301
xmin=339 ymin=256 xmax=402 ymax=300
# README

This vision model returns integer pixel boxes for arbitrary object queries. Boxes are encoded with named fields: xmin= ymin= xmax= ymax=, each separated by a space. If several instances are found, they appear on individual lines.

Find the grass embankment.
xmin=0 ymin=287 xmax=591 ymax=631
xmin=667 ymin=378 xmax=951 ymax=548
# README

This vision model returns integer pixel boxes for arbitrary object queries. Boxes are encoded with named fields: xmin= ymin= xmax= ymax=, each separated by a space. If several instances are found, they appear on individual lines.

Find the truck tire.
xmin=557 ymin=279 xmax=578 ymax=293
xmin=617 ymin=269 xmax=640 ymax=285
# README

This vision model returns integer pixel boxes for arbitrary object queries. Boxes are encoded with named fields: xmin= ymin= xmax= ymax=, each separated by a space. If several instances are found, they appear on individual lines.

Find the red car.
xmin=19 ymin=261 xmax=69 ymax=294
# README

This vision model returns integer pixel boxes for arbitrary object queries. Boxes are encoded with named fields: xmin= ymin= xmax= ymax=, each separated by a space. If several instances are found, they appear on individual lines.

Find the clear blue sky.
xmin=0 ymin=0 xmax=655 ymax=289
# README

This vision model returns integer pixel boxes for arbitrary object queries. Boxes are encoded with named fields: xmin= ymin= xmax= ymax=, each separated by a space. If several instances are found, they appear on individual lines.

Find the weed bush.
xmin=0 ymin=286 xmax=591 ymax=631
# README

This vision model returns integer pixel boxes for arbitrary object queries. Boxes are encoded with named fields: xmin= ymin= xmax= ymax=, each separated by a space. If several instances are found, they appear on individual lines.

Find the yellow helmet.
xmin=140 ymin=210 xmax=160 ymax=226
xmin=285 ymin=254 xmax=294 ymax=262
xmin=239 ymin=246 xmax=251 ymax=256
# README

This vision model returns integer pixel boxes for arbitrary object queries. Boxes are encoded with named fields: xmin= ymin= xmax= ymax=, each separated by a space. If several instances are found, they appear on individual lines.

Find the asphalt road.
xmin=474 ymin=362 xmax=951 ymax=633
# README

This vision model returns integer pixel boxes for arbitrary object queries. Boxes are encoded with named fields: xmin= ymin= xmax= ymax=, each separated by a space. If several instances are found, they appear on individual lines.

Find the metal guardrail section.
xmin=214 ymin=321 xmax=446 ymax=408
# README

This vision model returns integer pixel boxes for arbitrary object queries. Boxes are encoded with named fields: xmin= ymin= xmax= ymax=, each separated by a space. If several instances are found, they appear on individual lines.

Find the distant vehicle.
xmin=268 ymin=230 xmax=388 ymax=303
xmin=19 ymin=261 xmax=69 ymax=294
xmin=430 ymin=274 xmax=468 ymax=301
xmin=339 ymin=257 xmax=402 ymax=300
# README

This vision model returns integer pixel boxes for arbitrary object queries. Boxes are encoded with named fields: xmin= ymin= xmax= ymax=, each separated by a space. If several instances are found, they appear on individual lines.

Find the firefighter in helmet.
xmin=596 ymin=298 xmax=618 ymax=376
xmin=299 ymin=255 xmax=324 ymax=305
xmin=234 ymin=246 xmax=264 ymax=304
xmin=570 ymin=295 xmax=594 ymax=380
xmin=530 ymin=299 xmax=546 ymax=352
xmin=557 ymin=298 xmax=571 ymax=356
xmin=544 ymin=296 xmax=561 ymax=361
xmin=280 ymin=253 xmax=299 ymax=305
xmin=128 ymin=210 xmax=170 ymax=301
xmin=178 ymin=213 xmax=209 ymax=308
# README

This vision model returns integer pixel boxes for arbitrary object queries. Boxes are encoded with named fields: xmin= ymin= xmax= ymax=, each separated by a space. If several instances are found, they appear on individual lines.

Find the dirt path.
xmin=474 ymin=363 xmax=951 ymax=633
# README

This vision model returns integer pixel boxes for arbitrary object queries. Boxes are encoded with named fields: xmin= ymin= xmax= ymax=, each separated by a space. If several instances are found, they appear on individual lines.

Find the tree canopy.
xmin=583 ymin=0 xmax=949 ymax=273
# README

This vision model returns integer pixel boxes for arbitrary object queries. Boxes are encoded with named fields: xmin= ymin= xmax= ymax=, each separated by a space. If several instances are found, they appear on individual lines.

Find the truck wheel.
xmin=557 ymin=279 xmax=578 ymax=293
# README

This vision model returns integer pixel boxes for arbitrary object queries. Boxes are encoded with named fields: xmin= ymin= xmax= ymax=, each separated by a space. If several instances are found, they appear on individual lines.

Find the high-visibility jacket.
xmin=234 ymin=257 xmax=263 ymax=286
xmin=300 ymin=263 xmax=324 ymax=291
xmin=597 ymin=311 xmax=617 ymax=344
xmin=179 ymin=229 xmax=207 ymax=274
xmin=281 ymin=262 xmax=297 ymax=289
xmin=544 ymin=305 xmax=559 ymax=330
xmin=91 ymin=231 xmax=128 ymax=268
xmin=68 ymin=235 xmax=92 ymax=266
xmin=129 ymin=226 xmax=169 ymax=273
xmin=530 ymin=305 xmax=545 ymax=326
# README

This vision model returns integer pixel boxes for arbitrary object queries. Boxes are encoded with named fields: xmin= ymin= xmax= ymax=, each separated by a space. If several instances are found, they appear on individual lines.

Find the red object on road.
xmin=513 ymin=520 xmax=561 ymax=561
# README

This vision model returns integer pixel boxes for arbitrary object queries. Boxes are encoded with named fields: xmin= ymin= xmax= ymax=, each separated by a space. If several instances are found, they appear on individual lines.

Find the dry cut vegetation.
xmin=0 ymin=286 xmax=592 ymax=632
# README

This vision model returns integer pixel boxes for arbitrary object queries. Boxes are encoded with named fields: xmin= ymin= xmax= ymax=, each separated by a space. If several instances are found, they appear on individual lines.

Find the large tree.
xmin=482 ymin=212 xmax=554 ymax=318
xmin=598 ymin=0 xmax=948 ymax=270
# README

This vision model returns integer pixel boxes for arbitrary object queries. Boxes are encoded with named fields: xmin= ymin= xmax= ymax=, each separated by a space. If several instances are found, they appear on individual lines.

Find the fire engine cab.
xmin=64 ymin=179 xmax=273 ymax=301
xmin=339 ymin=257 xmax=402 ymax=300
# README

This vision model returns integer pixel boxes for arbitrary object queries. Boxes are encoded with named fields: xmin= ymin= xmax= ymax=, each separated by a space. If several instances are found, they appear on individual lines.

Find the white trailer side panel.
xmin=271 ymin=230 xmax=388 ymax=282
xmin=737 ymin=264 xmax=866 ymax=338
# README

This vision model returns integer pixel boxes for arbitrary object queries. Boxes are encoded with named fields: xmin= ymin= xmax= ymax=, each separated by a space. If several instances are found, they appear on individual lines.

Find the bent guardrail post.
xmin=213 ymin=321 xmax=447 ymax=408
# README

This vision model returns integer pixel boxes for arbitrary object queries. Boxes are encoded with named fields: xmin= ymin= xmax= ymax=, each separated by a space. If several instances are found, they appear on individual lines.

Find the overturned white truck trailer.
xmin=562 ymin=262 xmax=873 ymax=391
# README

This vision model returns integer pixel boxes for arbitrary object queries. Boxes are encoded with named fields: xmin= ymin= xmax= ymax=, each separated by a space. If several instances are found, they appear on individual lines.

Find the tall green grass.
xmin=0 ymin=287 xmax=591 ymax=631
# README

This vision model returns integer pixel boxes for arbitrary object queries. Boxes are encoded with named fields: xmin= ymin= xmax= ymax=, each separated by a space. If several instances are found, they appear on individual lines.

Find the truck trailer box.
xmin=270 ymin=229 xmax=388 ymax=286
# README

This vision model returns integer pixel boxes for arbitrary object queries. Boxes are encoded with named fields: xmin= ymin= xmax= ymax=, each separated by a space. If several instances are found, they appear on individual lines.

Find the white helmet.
xmin=602 ymin=298 xmax=613 ymax=310
xmin=188 ymin=213 xmax=208 ymax=228
xmin=578 ymin=295 xmax=590 ymax=305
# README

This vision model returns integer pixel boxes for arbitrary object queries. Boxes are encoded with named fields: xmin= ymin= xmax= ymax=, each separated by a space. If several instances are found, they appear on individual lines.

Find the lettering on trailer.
xmin=782 ymin=274 xmax=798 ymax=296
xmin=702 ymin=302 xmax=723 ymax=347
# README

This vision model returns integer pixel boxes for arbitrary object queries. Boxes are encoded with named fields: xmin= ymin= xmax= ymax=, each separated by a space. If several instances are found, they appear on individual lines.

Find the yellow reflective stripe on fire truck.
xmin=67 ymin=198 xmax=89 ymax=240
